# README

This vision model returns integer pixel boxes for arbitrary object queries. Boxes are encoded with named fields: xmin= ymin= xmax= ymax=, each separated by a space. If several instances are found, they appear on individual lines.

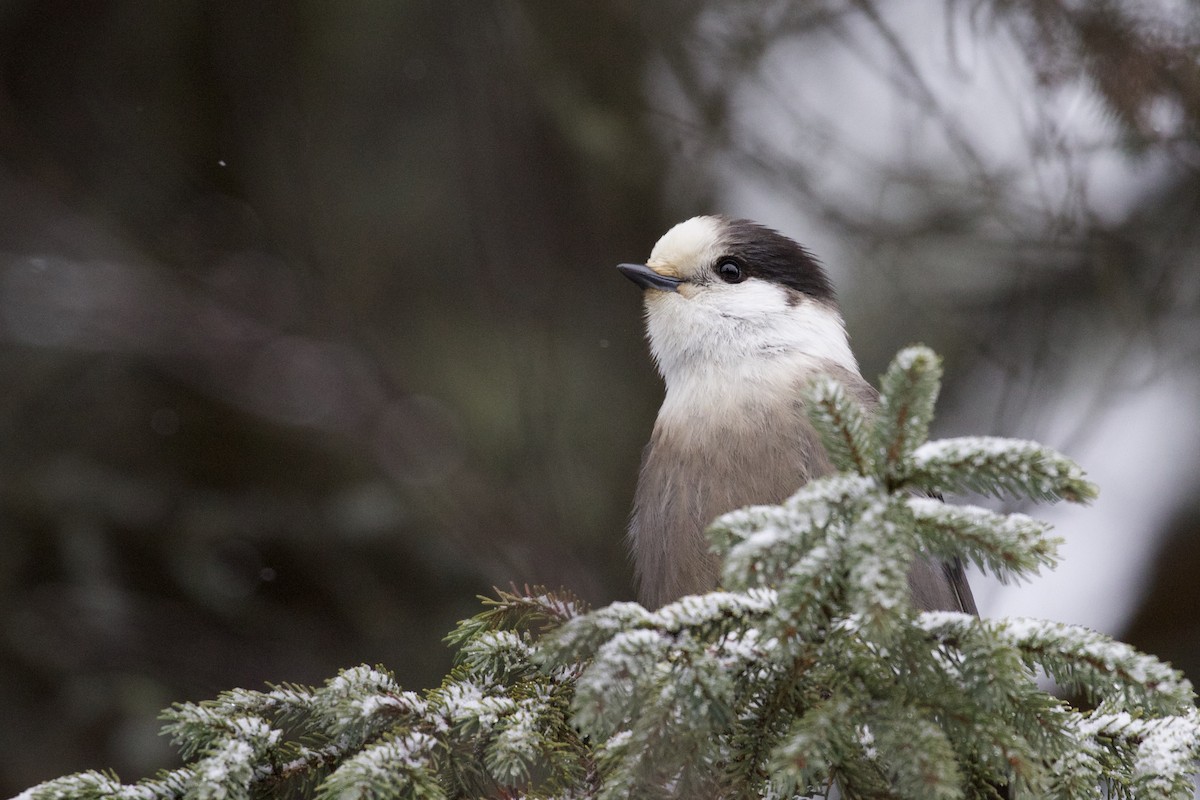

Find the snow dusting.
xmin=650 ymin=589 xmax=776 ymax=632
xmin=439 ymin=682 xmax=518 ymax=731
xmin=358 ymin=731 xmax=437 ymax=771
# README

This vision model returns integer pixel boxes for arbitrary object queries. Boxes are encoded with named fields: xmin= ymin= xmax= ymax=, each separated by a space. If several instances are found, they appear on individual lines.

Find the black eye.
xmin=716 ymin=259 xmax=745 ymax=283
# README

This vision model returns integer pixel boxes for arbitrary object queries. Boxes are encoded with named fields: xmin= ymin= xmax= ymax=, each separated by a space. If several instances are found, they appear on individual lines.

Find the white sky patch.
xmin=704 ymin=1 xmax=1176 ymax=234
xmin=973 ymin=371 xmax=1200 ymax=634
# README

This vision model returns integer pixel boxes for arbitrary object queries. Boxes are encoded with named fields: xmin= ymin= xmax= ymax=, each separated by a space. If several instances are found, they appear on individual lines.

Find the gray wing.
xmin=943 ymin=557 xmax=978 ymax=615
xmin=909 ymin=556 xmax=978 ymax=614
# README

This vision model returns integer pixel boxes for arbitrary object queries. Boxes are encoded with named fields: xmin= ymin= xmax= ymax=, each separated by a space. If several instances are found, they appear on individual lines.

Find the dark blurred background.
xmin=2 ymin=1 xmax=1198 ymax=792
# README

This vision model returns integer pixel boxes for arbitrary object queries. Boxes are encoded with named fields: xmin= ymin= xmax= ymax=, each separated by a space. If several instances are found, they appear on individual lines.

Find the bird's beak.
xmin=617 ymin=263 xmax=682 ymax=293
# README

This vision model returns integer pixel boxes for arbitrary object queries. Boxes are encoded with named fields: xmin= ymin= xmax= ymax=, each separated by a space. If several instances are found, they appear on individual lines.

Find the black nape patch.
xmin=718 ymin=218 xmax=836 ymax=304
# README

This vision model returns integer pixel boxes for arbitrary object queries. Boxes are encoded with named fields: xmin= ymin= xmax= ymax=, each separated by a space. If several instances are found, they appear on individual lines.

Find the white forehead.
xmin=647 ymin=215 xmax=724 ymax=272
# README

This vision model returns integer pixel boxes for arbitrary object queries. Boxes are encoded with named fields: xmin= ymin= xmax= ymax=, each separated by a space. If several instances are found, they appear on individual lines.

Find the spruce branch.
xmin=869 ymin=705 xmax=964 ymax=800
xmin=592 ymin=637 xmax=735 ymax=798
xmin=768 ymin=695 xmax=858 ymax=795
xmin=996 ymin=618 xmax=1195 ymax=715
xmin=159 ymin=705 xmax=279 ymax=764
xmin=841 ymin=496 xmax=915 ymax=634
xmin=561 ymin=592 xmax=774 ymax=737
xmin=314 ymin=731 xmax=442 ymax=800
xmin=310 ymin=665 xmax=425 ymax=748
xmin=15 ymin=771 xmax=125 ymax=800
xmin=804 ymin=375 xmax=876 ymax=476
xmin=873 ymin=345 xmax=942 ymax=483
xmin=538 ymin=601 xmax=655 ymax=667
xmin=904 ymin=436 xmax=1099 ymax=503
xmin=905 ymin=496 xmax=1061 ymax=583
xmin=446 ymin=584 xmax=588 ymax=649
xmin=189 ymin=727 xmax=268 ymax=800
xmin=16 ymin=347 xmax=1197 ymax=800
xmin=1077 ymin=708 xmax=1200 ymax=800
xmin=712 ymin=474 xmax=878 ymax=591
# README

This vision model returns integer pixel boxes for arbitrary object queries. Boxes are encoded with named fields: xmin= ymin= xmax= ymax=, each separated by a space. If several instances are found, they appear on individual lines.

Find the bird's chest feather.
xmin=643 ymin=387 xmax=831 ymax=524
xmin=628 ymin=369 xmax=833 ymax=607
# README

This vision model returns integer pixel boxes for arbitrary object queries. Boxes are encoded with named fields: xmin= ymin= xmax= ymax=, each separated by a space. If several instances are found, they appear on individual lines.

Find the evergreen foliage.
xmin=18 ymin=347 xmax=1198 ymax=800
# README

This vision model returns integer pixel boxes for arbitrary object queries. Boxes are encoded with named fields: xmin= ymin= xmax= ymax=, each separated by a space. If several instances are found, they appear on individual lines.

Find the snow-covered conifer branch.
xmin=804 ymin=375 xmax=875 ymax=476
xmin=868 ymin=707 xmax=963 ymax=800
xmin=15 ymin=771 xmax=140 ymax=800
xmin=997 ymin=618 xmax=1195 ymax=715
xmin=460 ymin=629 xmax=538 ymax=682
xmin=314 ymin=732 xmax=442 ymax=800
xmin=537 ymin=601 xmax=655 ymax=666
xmin=159 ymin=705 xmax=278 ymax=763
xmin=446 ymin=584 xmax=587 ymax=649
xmin=873 ymin=345 xmax=942 ymax=481
xmin=190 ymin=734 xmax=263 ymax=800
xmin=578 ymin=633 xmax=735 ymax=798
xmin=711 ymin=474 xmax=877 ymax=589
xmin=905 ymin=496 xmax=1061 ymax=582
xmin=1075 ymin=708 xmax=1200 ymax=800
xmin=905 ymin=436 xmax=1099 ymax=503
xmin=841 ymin=498 xmax=915 ymax=632
xmin=309 ymin=665 xmax=424 ymax=748
xmin=16 ymin=348 xmax=1196 ymax=800
xmin=768 ymin=695 xmax=857 ymax=795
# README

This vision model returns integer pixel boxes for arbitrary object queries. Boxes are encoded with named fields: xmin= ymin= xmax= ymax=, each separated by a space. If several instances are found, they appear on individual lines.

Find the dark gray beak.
xmin=617 ymin=263 xmax=682 ymax=293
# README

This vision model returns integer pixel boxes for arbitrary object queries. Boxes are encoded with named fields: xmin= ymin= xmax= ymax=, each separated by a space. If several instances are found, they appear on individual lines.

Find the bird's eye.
xmin=715 ymin=259 xmax=745 ymax=284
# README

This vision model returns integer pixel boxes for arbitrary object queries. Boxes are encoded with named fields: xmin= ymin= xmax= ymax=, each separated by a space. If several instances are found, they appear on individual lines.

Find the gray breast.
xmin=627 ymin=365 xmax=975 ymax=615
xmin=629 ymin=381 xmax=832 ymax=609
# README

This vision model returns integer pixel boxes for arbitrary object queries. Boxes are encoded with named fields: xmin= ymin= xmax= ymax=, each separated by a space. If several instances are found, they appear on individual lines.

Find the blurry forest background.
xmin=2 ymin=0 xmax=1199 ymax=792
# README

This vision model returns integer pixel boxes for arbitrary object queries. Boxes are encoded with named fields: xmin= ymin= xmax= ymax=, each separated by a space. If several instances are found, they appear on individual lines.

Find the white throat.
xmin=644 ymin=282 xmax=858 ymax=420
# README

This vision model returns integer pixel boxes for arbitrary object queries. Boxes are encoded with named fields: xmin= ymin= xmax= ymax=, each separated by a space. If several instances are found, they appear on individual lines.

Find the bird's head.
xmin=618 ymin=216 xmax=857 ymax=386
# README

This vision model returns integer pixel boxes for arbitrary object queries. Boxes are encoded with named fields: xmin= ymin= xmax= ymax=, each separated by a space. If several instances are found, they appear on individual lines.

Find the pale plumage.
xmin=619 ymin=215 xmax=975 ymax=614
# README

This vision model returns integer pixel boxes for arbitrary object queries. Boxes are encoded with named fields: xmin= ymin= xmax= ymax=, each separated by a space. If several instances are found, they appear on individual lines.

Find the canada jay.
xmin=618 ymin=215 xmax=976 ymax=614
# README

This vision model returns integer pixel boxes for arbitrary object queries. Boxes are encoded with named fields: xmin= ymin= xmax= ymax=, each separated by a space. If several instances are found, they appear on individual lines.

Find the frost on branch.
xmin=16 ymin=348 xmax=1197 ymax=800
xmin=905 ymin=496 xmax=1061 ymax=583
xmin=873 ymin=345 xmax=942 ymax=479
xmin=804 ymin=377 xmax=875 ymax=476
xmin=907 ymin=436 xmax=1098 ymax=503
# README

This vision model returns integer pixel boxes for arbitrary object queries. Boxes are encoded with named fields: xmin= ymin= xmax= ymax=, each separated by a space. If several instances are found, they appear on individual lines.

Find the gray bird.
xmin=618 ymin=215 xmax=976 ymax=614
